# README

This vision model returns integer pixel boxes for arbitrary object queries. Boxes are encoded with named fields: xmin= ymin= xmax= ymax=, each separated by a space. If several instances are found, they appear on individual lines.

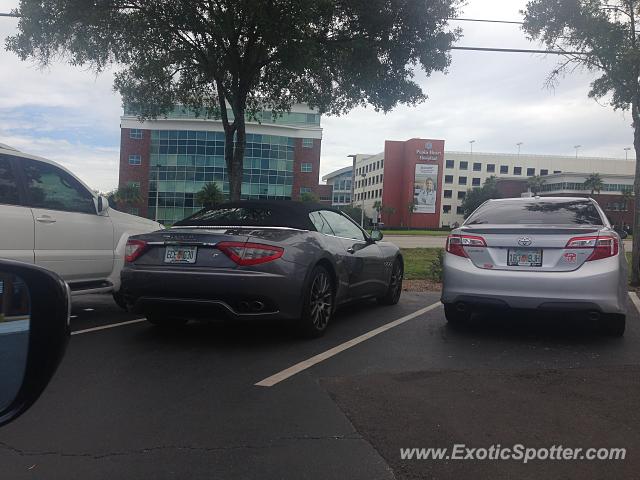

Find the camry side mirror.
xmin=370 ymin=229 xmax=384 ymax=242
xmin=0 ymin=260 xmax=70 ymax=427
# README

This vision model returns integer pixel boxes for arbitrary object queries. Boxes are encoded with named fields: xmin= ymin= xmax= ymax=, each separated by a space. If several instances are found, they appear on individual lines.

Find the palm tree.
xmin=583 ymin=173 xmax=604 ymax=195
xmin=111 ymin=184 xmax=142 ymax=210
xmin=527 ymin=175 xmax=546 ymax=195
xmin=196 ymin=182 xmax=225 ymax=208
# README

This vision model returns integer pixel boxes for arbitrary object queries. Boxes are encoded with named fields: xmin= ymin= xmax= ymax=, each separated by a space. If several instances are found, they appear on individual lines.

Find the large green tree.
xmin=461 ymin=175 xmax=501 ymax=218
xmin=522 ymin=0 xmax=640 ymax=283
xmin=7 ymin=0 xmax=460 ymax=202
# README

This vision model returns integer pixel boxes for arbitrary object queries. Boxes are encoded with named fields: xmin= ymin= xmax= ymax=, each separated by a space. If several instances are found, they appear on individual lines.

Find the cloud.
xmin=0 ymin=0 xmax=634 ymax=191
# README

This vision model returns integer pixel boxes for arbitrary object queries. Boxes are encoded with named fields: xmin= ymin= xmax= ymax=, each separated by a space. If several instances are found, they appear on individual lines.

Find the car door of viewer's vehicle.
xmin=18 ymin=158 xmax=115 ymax=283
xmin=0 ymin=155 xmax=34 ymax=264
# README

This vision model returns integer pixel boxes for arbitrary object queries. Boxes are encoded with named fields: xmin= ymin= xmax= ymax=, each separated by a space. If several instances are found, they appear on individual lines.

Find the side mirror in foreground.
xmin=0 ymin=260 xmax=70 ymax=427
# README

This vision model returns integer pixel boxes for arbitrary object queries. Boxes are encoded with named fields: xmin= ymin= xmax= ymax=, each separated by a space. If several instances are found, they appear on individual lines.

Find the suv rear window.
xmin=465 ymin=200 xmax=603 ymax=225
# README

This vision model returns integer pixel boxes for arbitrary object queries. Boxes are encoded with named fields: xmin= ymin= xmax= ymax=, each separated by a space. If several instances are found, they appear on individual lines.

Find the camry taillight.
xmin=125 ymin=239 xmax=148 ymax=262
xmin=446 ymin=234 xmax=487 ymax=258
xmin=565 ymin=235 xmax=618 ymax=261
xmin=217 ymin=242 xmax=284 ymax=266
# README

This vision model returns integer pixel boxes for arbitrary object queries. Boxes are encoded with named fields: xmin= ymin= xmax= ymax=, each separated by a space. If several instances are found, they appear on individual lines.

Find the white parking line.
xmin=71 ymin=318 xmax=147 ymax=336
xmin=255 ymin=301 xmax=442 ymax=387
xmin=628 ymin=292 xmax=640 ymax=314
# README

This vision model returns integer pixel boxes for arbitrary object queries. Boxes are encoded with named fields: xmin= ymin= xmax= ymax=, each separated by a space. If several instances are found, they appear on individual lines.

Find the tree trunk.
xmin=631 ymin=102 xmax=640 ymax=285
xmin=231 ymin=115 xmax=246 ymax=202
xmin=223 ymin=125 xmax=239 ymax=201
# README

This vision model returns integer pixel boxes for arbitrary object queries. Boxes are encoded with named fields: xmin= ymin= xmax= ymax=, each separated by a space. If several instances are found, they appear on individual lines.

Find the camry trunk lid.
xmin=458 ymin=225 xmax=602 ymax=272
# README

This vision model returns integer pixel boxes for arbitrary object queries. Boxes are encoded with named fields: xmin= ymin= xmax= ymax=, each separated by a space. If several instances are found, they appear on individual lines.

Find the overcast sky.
xmin=0 ymin=0 xmax=634 ymax=192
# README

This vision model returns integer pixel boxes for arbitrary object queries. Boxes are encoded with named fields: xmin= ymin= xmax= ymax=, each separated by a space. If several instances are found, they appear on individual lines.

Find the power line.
xmin=451 ymin=46 xmax=585 ymax=55
xmin=449 ymin=17 xmax=524 ymax=25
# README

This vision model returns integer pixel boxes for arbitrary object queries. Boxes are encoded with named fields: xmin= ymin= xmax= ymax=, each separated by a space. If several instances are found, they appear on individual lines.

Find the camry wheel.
xmin=146 ymin=312 xmax=188 ymax=328
xmin=378 ymin=259 xmax=403 ymax=305
xmin=299 ymin=265 xmax=334 ymax=338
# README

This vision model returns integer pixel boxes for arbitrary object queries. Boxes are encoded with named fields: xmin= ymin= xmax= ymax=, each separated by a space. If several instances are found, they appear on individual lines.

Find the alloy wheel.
xmin=310 ymin=272 xmax=332 ymax=330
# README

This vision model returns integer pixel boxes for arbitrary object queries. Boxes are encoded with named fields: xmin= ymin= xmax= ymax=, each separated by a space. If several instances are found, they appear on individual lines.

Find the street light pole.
xmin=516 ymin=142 xmax=523 ymax=159
xmin=574 ymin=145 xmax=582 ymax=159
xmin=625 ymin=147 xmax=632 ymax=161
xmin=469 ymin=140 xmax=476 ymax=155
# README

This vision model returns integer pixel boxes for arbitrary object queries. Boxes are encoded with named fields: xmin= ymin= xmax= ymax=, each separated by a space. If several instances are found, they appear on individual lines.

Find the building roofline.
xmin=322 ymin=165 xmax=352 ymax=181
xmin=444 ymin=150 xmax=627 ymax=161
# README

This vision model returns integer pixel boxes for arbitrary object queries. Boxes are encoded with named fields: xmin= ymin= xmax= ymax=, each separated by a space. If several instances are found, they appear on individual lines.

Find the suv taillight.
xmin=565 ymin=235 xmax=618 ymax=261
xmin=217 ymin=242 xmax=284 ymax=266
xmin=125 ymin=239 xmax=148 ymax=262
xmin=446 ymin=234 xmax=487 ymax=258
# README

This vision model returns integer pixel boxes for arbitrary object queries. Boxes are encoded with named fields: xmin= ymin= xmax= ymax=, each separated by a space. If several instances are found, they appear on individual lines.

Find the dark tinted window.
xmin=459 ymin=161 xmax=468 ymax=170
xmin=0 ymin=157 xmax=20 ymax=206
xmin=487 ymin=164 xmax=495 ymax=173
xmin=22 ymin=159 xmax=95 ymax=214
xmin=445 ymin=175 xmax=453 ymax=184
xmin=465 ymin=200 xmax=603 ymax=225
xmin=473 ymin=162 xmax=481 ymax=171
xmin=446 ymin=160 xmax=454 ymax=168
xmin=500 ymin=165 xmax=509 ymax=174
xmin=514 ymin=167 xmax=522 ymax=175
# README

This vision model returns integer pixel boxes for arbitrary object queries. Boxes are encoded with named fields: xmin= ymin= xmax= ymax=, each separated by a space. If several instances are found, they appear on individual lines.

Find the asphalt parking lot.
xmin=1 ymin=291 xmax=640 ymax=479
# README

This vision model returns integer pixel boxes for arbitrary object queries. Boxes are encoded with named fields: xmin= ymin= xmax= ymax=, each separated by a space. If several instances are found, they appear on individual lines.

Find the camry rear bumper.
xmin=121 ymin=266 xmax=306 ymax=320
xmin=441 ymin=254 xmax=626 ymax=314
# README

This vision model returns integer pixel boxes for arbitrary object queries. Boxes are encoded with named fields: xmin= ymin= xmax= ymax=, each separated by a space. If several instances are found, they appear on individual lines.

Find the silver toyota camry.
xmin=441 ymin=197 xmax=627 ymax=336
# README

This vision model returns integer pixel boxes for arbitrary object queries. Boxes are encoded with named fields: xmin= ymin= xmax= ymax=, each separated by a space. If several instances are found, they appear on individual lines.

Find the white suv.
xmin=0 ymin=143 xmax=161 ymax=304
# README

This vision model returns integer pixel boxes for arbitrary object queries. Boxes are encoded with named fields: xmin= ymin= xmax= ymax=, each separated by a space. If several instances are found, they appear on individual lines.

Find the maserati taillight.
xmin=216 ymin=242 xmax=284 ymax=266
xmin=125 ymin=239 xmax=148 ymax=262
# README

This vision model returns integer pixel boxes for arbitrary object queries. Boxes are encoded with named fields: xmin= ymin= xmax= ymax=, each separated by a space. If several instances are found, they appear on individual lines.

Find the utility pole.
xmin=574 ymin=145 xmax=581 ymax=159
xmin=360 ymin=172 xmax=367 ymax=227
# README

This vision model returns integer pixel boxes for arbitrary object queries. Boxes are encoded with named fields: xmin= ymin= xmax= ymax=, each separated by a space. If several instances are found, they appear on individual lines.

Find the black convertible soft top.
xmin=173 ymin=200 xmax=341 ymax=230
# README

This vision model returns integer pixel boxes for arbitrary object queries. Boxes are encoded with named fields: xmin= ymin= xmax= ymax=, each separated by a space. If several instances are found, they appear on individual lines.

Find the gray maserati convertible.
xmin=120 ymin=201 xmax=403 ymax=337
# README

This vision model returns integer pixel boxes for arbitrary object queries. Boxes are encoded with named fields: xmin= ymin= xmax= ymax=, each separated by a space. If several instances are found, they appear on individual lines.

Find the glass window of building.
xmin=456 ymin=206 xmax=464 ymax=215
xmin=487 ymin=164 xmax=496 ymax=173
xmin=128 ymin=154 xmax=141 ymax=165
xmin=302 ymin=138 xmax=314 ymax=148
xmin=540 ymin=169 xmax=549 ymax=175
xmin=526 ymin=168 xmax=535 ymax=176
xmin=500 ymin=165 xmax=509 ymax=174
xmin=472 ymin=178 xmax=481 ymax=187
xmin=129 ymin=207 xmax=139 ymax=215
xmin=300 ymin=187 xmax=312 ymax=194
xmin=554 ymin=170 xmax=562 ymax=174
xmin=301 ymin=163 xmax=312 ymax=173
xmin=444 ymin=189 xmax=452 ymax=198
xmin=473 ymin=162 xmax=481 ymax=171
xmin=129 ymin=128 xmax=143 ymax=139
xmin=443 ymin=205 xmax=451 ymax=213
xmin=446 ymin=159 xmax=454 ymax=168
xmin=445 ymin=175 xmax=453 ymax=184
xmin=460 ymin=161 xmax=468 ymax=170
xmin=457 ymin=191 xmax=466 ymax=199
xmin=459 ymin=176 xmax=467 ymax=185
xmin=128 ymin=181 xmax=141 ymax=188
xmin=514 ymin=167 xmax=522 ymax=175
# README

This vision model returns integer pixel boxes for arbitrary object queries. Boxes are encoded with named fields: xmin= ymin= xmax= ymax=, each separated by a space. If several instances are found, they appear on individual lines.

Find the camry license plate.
xmin=164 ymin=245 xmax=197 ymax=264
xmin=507 ymin=248 xmax=542 ymax=267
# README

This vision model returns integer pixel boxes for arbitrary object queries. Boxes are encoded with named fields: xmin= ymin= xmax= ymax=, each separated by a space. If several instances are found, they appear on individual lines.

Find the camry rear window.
xmin=465 ymin=200 xmax=603 ymax=225
xmin=175 ymin=207 xmax=274 ymax=226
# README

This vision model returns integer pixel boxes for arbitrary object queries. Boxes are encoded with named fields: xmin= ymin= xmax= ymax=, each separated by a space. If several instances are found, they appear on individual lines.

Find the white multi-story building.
xmin=321 ymin=166 xmax=353 ymax=206
xmin=345 ymin=149 xmax=635 ymax=227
